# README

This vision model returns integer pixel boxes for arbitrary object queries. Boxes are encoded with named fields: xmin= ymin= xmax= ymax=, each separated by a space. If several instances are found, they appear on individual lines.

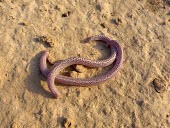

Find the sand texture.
xmin=0 ymin=0 xmax=170 ymax=127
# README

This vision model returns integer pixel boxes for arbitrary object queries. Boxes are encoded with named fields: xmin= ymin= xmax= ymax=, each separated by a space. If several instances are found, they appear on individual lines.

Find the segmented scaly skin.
xmin=40 ymin=35 xmax=123 ymax=98
xmin=40 ymin=35 xmax=116 ymax=77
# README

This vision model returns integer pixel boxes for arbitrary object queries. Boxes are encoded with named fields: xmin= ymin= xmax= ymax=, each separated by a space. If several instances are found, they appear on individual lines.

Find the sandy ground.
xmin=0 ymin=0 xmax=170 ymax=127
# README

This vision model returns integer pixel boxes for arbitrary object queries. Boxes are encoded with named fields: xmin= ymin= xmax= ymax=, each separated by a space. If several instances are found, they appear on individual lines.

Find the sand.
xmin=0 ymin=0 xmax=170 ymax=127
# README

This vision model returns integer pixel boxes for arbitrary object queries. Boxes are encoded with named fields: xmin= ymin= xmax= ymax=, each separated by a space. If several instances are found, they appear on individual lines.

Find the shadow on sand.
xmin=24 ymin=51 xmax=55 ymax=99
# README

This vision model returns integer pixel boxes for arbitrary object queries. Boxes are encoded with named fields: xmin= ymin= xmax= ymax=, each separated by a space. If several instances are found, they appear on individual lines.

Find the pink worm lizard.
xmin=39 ymin=35 xmax=123 ymax=98
xmin=40 ymin=35 xmax=116 ymax=77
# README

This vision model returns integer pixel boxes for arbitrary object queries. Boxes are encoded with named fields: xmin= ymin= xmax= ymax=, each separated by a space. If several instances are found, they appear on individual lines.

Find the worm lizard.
xmin=39 ymin=35 xmax=123 ymax=98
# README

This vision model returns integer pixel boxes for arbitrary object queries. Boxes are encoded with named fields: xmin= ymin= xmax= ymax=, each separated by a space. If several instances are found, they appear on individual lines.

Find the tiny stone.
xmin=11 ymin=122 xmax=18 ymax=128
xmin=63 ymin=118 xmax=74 ymax=128
xmin=69 ymin=71 xmax=85 ymax=78
xmin=74 ymin=65 xmax=86 ymax=73
xmin=153 ymin=78 xmax=168 ymax=93
xmin=69 ymin=71 xmax=78 ymax=78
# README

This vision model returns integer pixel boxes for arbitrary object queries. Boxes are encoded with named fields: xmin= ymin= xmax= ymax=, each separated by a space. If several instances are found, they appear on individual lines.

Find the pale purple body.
xmin=40 ymin=35 xmax=117 ymax=81
xmin=39 ymin=35 xmax=123 ymax=98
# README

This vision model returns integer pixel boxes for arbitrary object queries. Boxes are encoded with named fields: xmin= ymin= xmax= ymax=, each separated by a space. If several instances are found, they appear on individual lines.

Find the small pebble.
xmin=69 ymin=71 xmax=84 ymax=78
xmin=74 ymin=65 xmax=86 ymax=73
xmin=63 ymin=118 xmax=74 ymax=128
xmin=11 ymin=122 xmax=19 ymax=128
xmin=153 ymin=78 xmax=168 ymax=93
